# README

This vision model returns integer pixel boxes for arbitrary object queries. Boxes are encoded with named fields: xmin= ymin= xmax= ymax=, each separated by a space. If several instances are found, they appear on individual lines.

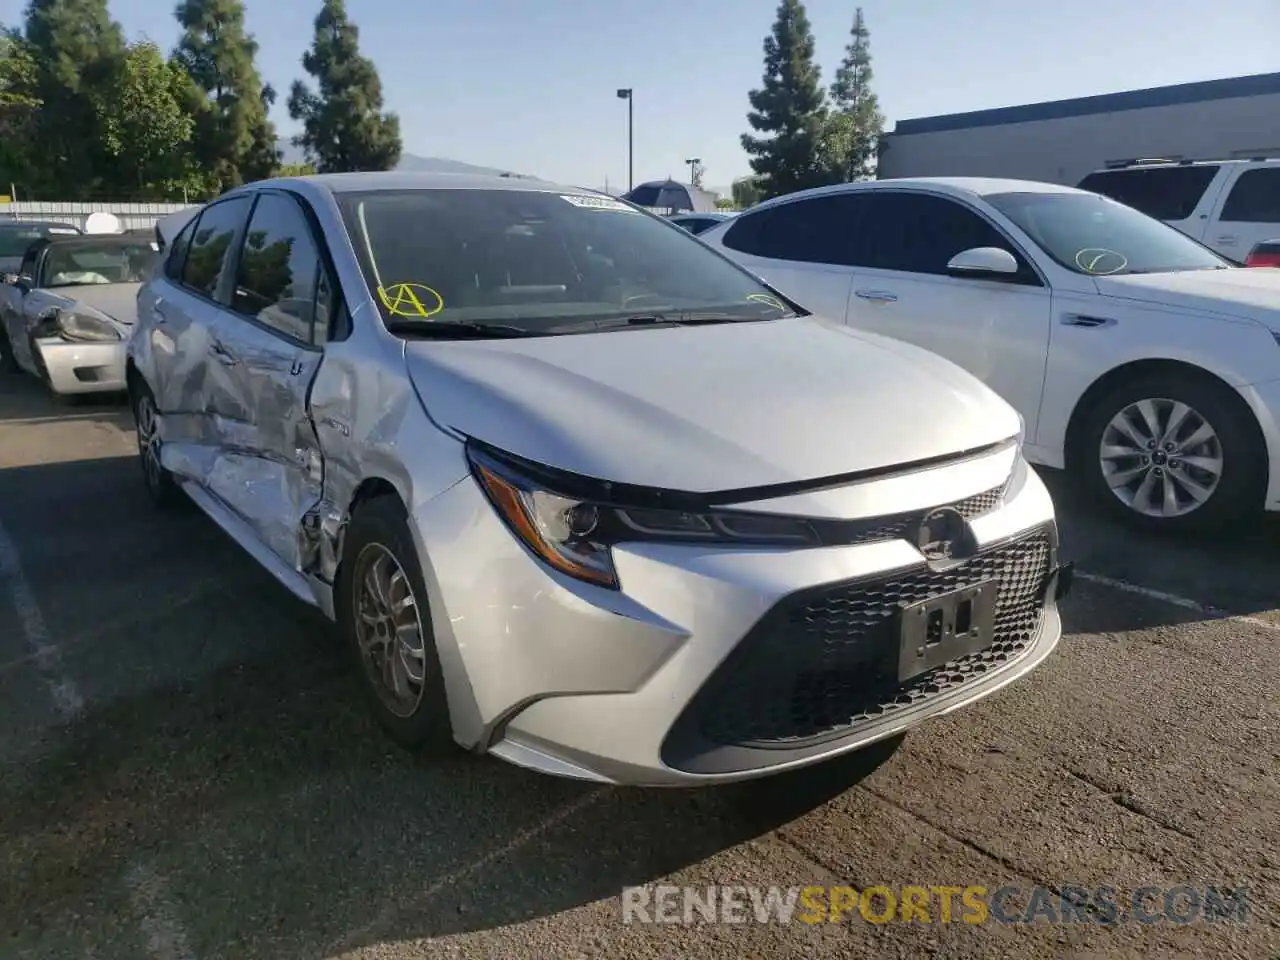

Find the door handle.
xmin=1216 ymin=235 xmax=1238 ymax=245
xmin=855 ymin=289 xmax=898 ymax=303
xmin=153 ymin=297 xmax=169 ymax=324
xmin=211 ymin=340 xmax=238 ymax=365
xmin=1060 ymin=314 xmax=1115 ymax=328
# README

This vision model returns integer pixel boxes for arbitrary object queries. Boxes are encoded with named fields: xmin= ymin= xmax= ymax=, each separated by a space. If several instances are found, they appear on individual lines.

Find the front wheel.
xmin=1078 ymin=374 xmax=1264 ymax=534
xmin=335 ymin=496 xmax=456 ymax=753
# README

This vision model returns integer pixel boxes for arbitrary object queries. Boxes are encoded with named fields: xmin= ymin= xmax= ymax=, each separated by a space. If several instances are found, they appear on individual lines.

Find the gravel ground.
xmin=0 ymin=374 xmax=1277 ymax=960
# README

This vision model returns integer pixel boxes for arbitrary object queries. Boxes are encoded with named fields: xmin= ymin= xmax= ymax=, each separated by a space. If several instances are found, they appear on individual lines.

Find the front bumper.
xmin=413 ymin=448 xmax=1066 ymax=787
xmin=34 ymin=337 xmax=127 ymax=395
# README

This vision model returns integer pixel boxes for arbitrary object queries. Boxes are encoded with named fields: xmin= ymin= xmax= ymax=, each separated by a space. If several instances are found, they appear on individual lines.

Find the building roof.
xmin=892 ymin=71 xmax=1280 ymax=136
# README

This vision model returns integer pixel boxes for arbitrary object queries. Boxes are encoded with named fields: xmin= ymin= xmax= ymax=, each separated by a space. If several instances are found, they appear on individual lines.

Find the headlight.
xmin=466 ymin=443 xmax=819 ymax=590
xmin=51 ymin=309 xmax=120 ymax=343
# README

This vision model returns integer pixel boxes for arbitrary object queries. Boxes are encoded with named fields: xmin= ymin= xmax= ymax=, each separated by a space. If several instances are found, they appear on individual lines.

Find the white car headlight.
xmin=52 ymin=308 xmax=121 ymax=343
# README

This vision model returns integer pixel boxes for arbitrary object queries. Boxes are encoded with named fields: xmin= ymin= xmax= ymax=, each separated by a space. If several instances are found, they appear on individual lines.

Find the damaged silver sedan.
xmin=127 ymin=172 xmax=1070 ymax=786
xmin=0 ymin=234 xmax=156 ymax=395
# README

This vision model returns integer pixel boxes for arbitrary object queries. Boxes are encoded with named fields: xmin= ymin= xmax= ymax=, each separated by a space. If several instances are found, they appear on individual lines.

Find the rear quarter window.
xmin=1076 ymin=166 xmax=1219 ymax=221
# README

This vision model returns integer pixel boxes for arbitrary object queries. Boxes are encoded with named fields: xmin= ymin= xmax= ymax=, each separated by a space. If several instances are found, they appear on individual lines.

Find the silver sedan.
xmin=0 ymin=235 xmax=156 ymax=396
xmin=126 ymin=172 xmax=1070 ymax=786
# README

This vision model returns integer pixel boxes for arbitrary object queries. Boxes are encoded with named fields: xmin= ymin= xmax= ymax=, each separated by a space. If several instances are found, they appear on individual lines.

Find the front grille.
xmin=684 ymin=528 xmax=1052 ymax=749
xmin=820 ymin=484 xmax=1006 ymax=547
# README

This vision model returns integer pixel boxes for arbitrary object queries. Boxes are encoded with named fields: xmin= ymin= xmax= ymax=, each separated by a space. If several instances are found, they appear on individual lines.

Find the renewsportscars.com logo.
xmin=621 ymin=884 xmax=1251 ymax=926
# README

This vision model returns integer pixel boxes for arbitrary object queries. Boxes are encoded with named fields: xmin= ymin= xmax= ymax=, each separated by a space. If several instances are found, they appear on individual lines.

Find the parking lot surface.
xmin=1 ymin=373 xmax=1277 ymax=960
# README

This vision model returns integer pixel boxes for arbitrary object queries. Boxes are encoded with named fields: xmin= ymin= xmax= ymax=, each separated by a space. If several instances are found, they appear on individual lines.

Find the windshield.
xmin=337 ymin=188 xmax=795 ymax=334
xmin=42 ymin=240 xmax=158 ymax=287
xmin=985 ymin=191 xmax=1230 ymax=276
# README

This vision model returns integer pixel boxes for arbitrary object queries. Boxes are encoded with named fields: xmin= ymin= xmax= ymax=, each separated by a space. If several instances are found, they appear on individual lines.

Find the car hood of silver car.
xmin=43 ymin=282 xmax=141 ymax=331
xmin=404 ymin=315 xmax=1022 ymax=493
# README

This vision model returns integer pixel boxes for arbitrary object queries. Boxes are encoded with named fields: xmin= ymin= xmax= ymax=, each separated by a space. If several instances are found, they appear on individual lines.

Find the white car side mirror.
xmin=946 ymin=247 xmax=1020 ymax=277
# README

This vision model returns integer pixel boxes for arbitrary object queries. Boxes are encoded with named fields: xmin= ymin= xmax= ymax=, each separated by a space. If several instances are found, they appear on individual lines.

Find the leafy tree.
xmin=21 ymin=0 xmax=126 ymax=197
xmin=94 ymin=41 xmax=201 ymax=198
xmin=741 ymin=0 xmax=832 ymax=200
xmin=287 ymin=0 xmax=401 ymax=173
xmin=714 ymin=197 xmax=736 ymax=211
xmin=173 ymin=0 xmax=280 ymax=189
xmin=0 ymin=30 xmax=41 ymax=192
xmin=279 ymin=161 xmax=317 ymax=177
xmin=824 ymin=7 xmax=885 ymax=182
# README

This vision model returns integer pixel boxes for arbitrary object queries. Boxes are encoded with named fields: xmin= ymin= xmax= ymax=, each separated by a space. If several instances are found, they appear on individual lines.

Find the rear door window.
xmin=1218 ymin=168 xmax=1280 ymax=223
xmin=721 ymin=194 xmax=874 ymax=266
xmin=180 ymin=196 xmax=252 ymax=299
xmin=1076 ymin=166 xmax=1219 ymax=221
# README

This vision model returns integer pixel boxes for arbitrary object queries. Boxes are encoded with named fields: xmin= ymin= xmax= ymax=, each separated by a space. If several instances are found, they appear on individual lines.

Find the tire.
xmin=1076 ymin=372 xmax=1264 ymax=534
xmin=130 ymin=380 xmax=182 ymax=508
xmin=335 ymin=495 xmax=456 ymax=753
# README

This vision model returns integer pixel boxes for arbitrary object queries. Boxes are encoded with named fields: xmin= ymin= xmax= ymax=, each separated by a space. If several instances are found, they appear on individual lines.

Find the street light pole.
xmin=616 ymin=88 xmax=633 ymax=192
xmin=685 ymin=157 xmax=702 ymax=188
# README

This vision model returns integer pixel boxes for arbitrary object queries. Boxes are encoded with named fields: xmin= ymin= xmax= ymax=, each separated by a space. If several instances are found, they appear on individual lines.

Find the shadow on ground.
xmin=0 ymin=627 xmax=903 ymax=955
xmin=0 ymin=372 xmax=129 ymax=424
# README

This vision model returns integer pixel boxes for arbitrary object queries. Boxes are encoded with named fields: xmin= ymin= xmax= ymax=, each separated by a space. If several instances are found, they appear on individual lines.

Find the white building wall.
xmin=878 ymin=92 xmax=1280 ymax=186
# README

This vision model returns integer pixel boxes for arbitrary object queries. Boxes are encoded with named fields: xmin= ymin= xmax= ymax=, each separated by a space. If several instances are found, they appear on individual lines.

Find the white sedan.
xmin=700 ymin=177 xmax=1280 ymax=533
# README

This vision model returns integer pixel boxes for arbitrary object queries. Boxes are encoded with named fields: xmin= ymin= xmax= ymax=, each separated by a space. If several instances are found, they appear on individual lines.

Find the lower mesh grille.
xmin=686 ymin=528 xmax=1052 ymax=748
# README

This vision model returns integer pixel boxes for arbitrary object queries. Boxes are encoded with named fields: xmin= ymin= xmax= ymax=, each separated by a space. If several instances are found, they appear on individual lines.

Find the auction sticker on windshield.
xmin=378 ymin=282 xmax=444 ymax=318
xmin=560 ymin=195 xmax=637 ymax=212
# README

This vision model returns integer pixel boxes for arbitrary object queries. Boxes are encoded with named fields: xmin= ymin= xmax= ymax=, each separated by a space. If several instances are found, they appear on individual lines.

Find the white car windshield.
xmin=985 ymin=191 xmax=1230 ymax=276
xmin=337 ymin=188 xmax=795 ymax=333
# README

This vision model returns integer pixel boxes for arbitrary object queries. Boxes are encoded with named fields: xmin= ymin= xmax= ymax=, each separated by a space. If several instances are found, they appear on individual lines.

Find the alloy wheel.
xmin=352 ymin=543 xmax=430 ymax=719
xmin=1098 ymin=397 xmax=1224 ymax=518
xmin=135 ymin=393 xmax=165 ymax=493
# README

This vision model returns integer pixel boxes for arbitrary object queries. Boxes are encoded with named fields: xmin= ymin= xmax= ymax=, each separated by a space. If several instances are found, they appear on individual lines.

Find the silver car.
xmin=127 ymin=172 xmax=1070 ymax=787
xmin=0 ymin=234 xmax=156 ymax=395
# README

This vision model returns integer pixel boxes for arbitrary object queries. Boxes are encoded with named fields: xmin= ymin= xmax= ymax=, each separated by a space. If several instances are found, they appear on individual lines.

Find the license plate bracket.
xmin=897 ymin=580 xmax=999 ymax=683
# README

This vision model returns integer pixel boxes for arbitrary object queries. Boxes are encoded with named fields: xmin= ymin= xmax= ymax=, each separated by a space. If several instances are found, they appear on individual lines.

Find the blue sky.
xmin=4 ymin=0 xmax=1278 ymax=191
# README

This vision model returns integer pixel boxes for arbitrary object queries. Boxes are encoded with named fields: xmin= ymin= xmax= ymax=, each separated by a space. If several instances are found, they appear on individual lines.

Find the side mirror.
xmin=13 ymin=275 xmax=31 ymax=293
xmin=946 ymin=247 xmax=1020 ymax=279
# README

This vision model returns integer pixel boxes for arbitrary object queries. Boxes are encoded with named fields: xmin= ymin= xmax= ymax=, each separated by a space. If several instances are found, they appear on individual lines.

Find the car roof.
xmin=232 ymin=171 xmax=588 ymax=197
xmin=0 ymin=219 xmax=78 ymax=230
xmin=39 ymin=234 xmax=153 ymax=247
xmin=746 ymin=176 xmax=1092 ymax=213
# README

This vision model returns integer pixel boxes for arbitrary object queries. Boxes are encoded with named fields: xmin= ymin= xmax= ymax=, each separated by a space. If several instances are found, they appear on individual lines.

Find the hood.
xmin=404 ymin=317 xmax=1021 ymax=493
xmin=1093 ymin=268 xmax=1280 ymax=323
xmin=46 ymin=282 xmax=141 ymax=329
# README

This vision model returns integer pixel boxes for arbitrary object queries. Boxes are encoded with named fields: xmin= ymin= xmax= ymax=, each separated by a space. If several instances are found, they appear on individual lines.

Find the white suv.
xmin=1077 ymin=159 xmax=1280 ymax=261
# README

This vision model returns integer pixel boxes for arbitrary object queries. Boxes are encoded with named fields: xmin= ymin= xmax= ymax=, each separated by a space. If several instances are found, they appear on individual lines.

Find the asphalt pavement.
xmin=0 ymin=372 xmax=1277 ymax=960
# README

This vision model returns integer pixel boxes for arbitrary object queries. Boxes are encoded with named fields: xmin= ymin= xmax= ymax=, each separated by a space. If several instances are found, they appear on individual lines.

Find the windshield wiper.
xmin=584 ymin=311 xmax=793 ymax=330
xmin=384 ymin=319 xmax=538 ymax=339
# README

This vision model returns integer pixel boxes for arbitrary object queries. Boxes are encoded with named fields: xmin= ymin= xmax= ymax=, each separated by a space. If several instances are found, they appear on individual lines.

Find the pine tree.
xmin=825 ymin=7 xmax=885 ymax=182
xmin=287 ymin=0 xmax=401 ymax=173
xmin=173 ymin=0 xmax=280 ymax=190
xmin=740 ymin=0 xmax=832 ymax=200
xmin=22 ymin=0 xmax=126 ymax=197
